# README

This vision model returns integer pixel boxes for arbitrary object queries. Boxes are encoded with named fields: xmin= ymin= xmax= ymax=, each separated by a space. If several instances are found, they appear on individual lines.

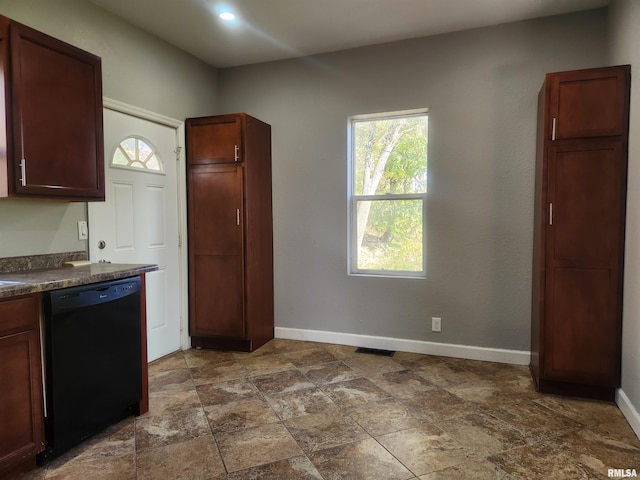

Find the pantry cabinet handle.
xmin=549 ymin=203 xmax=553 ymax=226
xmin=234 ymin=145 xmax=239 ymax=162
xmin=19 ymin=159 xmax=27 ymax=187
xmin=236 ymin=208 xmax=240 ymax=226
xmin=551 ymin=118 xmax=557 ymax=141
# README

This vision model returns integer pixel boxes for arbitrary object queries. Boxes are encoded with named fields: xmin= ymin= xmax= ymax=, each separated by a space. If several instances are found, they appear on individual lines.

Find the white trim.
xmin=176 ymin=122 xmax=190 ymax=351
xmin=103 ymin=97 xmax=182 ymax=129
xmin=616 ymin=389 xmax=640 ymax=440
xmin=356 ymin=193 xmax=425 ymax=201
xmin=351 ymin=107 xmax=429 ymax=121
xmin=275 ymin=327 xmax=530 ymax=365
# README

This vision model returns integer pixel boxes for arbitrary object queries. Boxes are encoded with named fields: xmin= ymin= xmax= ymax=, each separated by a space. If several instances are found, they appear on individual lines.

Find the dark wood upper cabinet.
xmin=0 ymin=15 xmax=104 ymax=201
xmin=187 ymin=114 xmax=242 ymax=165
xmin=531 ymin=65 xmax=630 ymax=401
xmin=548 ymin=66 xmax=630 ymax=140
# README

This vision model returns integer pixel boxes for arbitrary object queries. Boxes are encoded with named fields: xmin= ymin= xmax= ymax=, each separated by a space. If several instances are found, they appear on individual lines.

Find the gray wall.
xmin=218 ymin=10 xmax=608 ymax=351
xmin=609 ymin=0 xmax=640 ymax=422
xmin=0 ymin=0 xmax=219 ymax=257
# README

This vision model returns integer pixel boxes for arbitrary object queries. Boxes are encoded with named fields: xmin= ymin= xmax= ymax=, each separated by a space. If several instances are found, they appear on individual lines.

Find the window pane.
xmin=356 ymin=199 xmax=423 ymax=272
xmin=146 ymin=154 xmax=161 ymax=171
xmin=112 ymin=148 xmax=129 ymax=166
xmin=121 ymin=138 xmax=136 ymax=160
xmin=354 ymin=115 xmax=427 ymax=196
xmin=138 ymin=140 xmax=154 ymax=162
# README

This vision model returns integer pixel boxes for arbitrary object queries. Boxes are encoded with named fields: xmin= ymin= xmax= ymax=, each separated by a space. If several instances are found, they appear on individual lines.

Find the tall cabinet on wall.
xmin=186 ymin=113 xmax=274 ymax=352
xmin=531 ymin=65 xmax=631 ymax=401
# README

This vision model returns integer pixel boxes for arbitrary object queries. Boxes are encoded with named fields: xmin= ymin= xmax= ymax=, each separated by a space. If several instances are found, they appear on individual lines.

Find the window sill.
xmin=348 ymin=272 xmax=426 ymax=280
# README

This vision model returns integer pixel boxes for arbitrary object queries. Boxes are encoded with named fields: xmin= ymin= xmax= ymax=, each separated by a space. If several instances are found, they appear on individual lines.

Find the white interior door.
xmin=88 ymin=106 xmax=182 ymax=362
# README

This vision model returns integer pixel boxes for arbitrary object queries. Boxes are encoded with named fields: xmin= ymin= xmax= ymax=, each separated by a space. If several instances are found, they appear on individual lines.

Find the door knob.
xmin=98 ymin=240 xmax=106 ymax=249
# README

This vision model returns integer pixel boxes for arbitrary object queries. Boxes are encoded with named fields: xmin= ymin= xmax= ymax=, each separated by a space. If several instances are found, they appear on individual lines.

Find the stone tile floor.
xmin=20 ymin=339 xmax=640 ymax=479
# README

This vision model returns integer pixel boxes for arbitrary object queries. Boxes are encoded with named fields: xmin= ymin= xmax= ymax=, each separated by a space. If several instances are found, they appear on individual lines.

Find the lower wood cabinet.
xmin=0 ymin=294 xmax=44 ymax=475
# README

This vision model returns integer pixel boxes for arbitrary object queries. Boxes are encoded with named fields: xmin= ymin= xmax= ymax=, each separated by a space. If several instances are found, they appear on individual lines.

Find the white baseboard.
xmin=616 ymin=389 xmax=640 ymax=440
xmin=274 ymin=327 xmax=530 ymax=365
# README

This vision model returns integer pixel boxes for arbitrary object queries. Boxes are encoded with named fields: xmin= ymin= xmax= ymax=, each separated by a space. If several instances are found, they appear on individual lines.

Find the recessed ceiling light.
xmin=219 ymin=11 xmax=235 ymax=21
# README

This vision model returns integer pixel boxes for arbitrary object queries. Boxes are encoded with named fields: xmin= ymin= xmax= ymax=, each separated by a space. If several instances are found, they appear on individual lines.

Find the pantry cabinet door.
xmin=188 ymin=165 xmax=245 ymax=338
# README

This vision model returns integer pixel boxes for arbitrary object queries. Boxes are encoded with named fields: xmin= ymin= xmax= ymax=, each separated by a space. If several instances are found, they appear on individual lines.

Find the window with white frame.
xmin=111 ymin=136 xmax=164 ymax=173
xmin=348 ymin=109 xmax=428 ymax=277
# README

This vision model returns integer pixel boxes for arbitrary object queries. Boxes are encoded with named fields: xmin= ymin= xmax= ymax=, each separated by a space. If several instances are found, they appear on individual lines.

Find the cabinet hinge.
xmin=174 ymin=146 xmax=182 ymax=161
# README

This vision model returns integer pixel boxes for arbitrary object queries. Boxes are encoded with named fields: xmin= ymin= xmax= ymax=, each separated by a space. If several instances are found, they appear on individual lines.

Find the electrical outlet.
xmin=431 ymin=317 xmax=442 ymax=332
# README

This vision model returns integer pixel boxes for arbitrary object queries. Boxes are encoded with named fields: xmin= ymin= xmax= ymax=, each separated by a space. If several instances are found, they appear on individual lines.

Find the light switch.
xmin=78 ymin=221 xmax=88 ymax=240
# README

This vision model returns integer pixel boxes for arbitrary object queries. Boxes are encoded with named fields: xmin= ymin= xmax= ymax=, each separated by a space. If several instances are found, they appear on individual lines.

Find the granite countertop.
xmin=0 ymin=252 xmax=157 ymax=299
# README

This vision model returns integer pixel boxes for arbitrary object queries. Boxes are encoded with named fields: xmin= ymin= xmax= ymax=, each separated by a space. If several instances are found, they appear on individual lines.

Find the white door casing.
xmin=88 ymin=100 xmax=186 ymax=362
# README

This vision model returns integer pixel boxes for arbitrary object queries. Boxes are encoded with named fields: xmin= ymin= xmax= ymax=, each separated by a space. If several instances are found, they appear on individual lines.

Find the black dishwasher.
xmin=38 ymin=277 xmax=142 ymax=464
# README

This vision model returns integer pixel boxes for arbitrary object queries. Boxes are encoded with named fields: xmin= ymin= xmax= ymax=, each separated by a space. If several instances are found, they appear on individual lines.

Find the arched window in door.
xmin=111 ymin=136 xmax=164 ymax=173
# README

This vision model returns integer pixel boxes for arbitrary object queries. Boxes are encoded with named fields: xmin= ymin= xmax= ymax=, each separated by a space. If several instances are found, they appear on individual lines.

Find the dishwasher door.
xmin=38 ymin=277 xmax=142 ymax=463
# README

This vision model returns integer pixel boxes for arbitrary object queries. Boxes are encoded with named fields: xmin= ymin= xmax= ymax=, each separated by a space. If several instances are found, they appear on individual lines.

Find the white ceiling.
xmin=88 ymin=0 xmax=610 ymax=68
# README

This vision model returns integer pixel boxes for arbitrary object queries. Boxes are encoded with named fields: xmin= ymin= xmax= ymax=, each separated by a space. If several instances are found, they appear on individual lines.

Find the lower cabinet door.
xmin=190 ymin=254 xmax=244 ymax=338
xmin=0 ymin=296 xmax=44 ymax=470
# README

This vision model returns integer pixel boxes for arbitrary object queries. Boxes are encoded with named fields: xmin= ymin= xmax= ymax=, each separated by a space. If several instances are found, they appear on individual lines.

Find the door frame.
xmin=102 ymin=97 xmax=190 ymax=351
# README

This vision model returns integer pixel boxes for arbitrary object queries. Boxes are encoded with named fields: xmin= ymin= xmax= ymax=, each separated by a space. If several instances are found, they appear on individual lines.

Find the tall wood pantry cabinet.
xmin=0 ymin=15 xmax=104 ymax=201
xmin=186 ymin=113 xmax=274 ymax=352
xmin=530 ymin=65 xmax=631 ymax=401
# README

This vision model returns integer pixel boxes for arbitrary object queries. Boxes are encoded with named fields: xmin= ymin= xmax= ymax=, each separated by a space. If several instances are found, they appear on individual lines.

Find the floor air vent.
xmin=355 ymin=347 xmax=395 ymax=357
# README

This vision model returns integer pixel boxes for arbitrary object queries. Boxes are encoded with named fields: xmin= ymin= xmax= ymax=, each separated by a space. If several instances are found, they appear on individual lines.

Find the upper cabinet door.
xmin=549 ymin=65 xmax=630 ymax=141
xmin=187 ymin=114 xmax=243 ymax=165
xmin=8 ymin=20 xmax=104 ymax=200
